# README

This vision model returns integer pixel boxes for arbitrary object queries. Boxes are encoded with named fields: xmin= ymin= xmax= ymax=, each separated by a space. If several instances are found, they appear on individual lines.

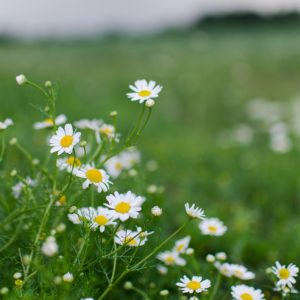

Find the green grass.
xmin=1 ymin=24 xmax=300 ymax=297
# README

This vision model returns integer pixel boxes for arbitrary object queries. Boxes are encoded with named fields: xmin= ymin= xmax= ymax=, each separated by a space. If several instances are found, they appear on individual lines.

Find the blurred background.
xmin=1 ymin=0 xmax=300 ymax=271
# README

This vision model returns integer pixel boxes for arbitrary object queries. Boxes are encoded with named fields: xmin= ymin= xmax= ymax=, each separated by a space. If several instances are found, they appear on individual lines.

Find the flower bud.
xmin=9 ymin=137 xmax=17 ymax=145
xmin=0 ymin=287 xmax=9 ymax=295
xmin=123 ymin=281 xmax=133 ymax=290
xmin=45 ymin=81 xmax=52 ymax=87
xmin=62 ymin=272 xmax=73 ymax=283
xmin=160 ymin=290 xmax=169 ymax=296
xmin=216 ymin=252 xmax=227 ymax=261
xmin=16 ymin=74 xmax=27 ymax=86
xmin=151 ymin=206 xmax=162 ymax=216
xmin=110 ymin=111 xmax=118 ymax=117
xmin=13 ymin=272 xmax=22 ymax=279
xmin=206 ymin=254 xmax=215 ymax=263
xmin=145 ymin=99 xmax=155 ymax=108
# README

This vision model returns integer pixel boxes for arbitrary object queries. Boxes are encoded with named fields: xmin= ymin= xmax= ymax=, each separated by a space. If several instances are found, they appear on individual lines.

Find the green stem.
xmin=209 ymin=272 xmax=222 ymax=300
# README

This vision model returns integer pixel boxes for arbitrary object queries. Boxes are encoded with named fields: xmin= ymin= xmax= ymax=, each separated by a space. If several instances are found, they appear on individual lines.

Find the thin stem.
xmin=209 ymin=272 xmax=222 ymax=300
xmin=110 ymin=242 xmax=117 ymax=284
xmin=26 ymin=81 xmax=49 ymax=99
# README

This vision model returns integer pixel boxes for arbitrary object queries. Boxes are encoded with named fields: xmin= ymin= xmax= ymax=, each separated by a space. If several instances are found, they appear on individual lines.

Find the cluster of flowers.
xmin=218 ymin=97 xmax=300 ymax=153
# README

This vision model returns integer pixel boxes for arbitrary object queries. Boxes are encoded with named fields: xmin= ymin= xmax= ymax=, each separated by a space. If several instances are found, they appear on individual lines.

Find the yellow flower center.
xmin=115 ymin=162 xmax=123 ymax=170
xmin=279 ymin=268 xmax=290 ymax=280
xmin=58 ymin=195 xmax=66 ymax=204
xmin=208 ymin=225 xmax=217 ymax=233
xmin=241 ymin=293 xmax=253 ymax=300
xmin=67 ymin=156 xmax=81 ymax=167
xmin=86 ymin=169 xmax=103 ymax=183
xmin=115 ymin=202 xmax=131 ymax=214
xmin=186 ymin=281 xmax=201 ymax=290
xmin=176 ymin=244 xmax=185 ymax=252
xmin=138 ymin=90 xmax=151 ymax=97
xmin=124 ymin=236 xmax=137 ymax=246
xmin=165 ymin=256 xmax=175 ymax=264
xmin=100 ymin=127 xmax=114 ymax=136
xmin=60 ymin=135 xmax=73 ymax=147
xmin=44 ymin=118 xmax=54 ymax=125
xmin=94 ymin=215 xmax=109 ymax=226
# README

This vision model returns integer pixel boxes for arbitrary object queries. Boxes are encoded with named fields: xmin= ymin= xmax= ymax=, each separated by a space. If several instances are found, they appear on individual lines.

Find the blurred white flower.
xmin=62 ymin=272 xmax=73 ymax=283
xmin=151 ymin=206 xmax=162 ymax=216
xmin=157 ymin=251 xmax=186 ymax=266
xmin=173 ymin=236 xmax=191 ymax=254
xmin=0 ymin=118 xmax=13 ymax=130
xmin=16 ymin=74 xmax=27 ymax=85
xmin=34 ymin=114 xmax=66 ymax=130
xmin=199 ymin=218 xmax=227 ymax=236
xmin=41 ymin=236 xmax=58 ymax=257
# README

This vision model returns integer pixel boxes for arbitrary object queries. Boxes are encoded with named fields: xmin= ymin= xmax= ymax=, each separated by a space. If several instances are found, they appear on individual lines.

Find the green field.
xmin=1 ymin=23 xmax=300 ymax=298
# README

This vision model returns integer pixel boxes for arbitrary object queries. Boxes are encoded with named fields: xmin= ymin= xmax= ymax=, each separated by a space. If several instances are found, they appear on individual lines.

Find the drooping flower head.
xmin=157 ymin=251 xmax=186 ymax=266
xmin=185 ymin=203 xmax=205 ymax=220
xmin=34 ymin=114 xmax=66 ymax=130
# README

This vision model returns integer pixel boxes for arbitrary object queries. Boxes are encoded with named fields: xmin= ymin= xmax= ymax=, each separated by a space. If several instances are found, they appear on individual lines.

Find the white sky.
xmin=1 ymin=0 xmax=300 ymax=38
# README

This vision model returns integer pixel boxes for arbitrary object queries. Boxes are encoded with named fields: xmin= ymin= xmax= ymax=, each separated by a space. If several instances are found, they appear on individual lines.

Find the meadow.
xmin=1 ymin=21 xmax=300 ymax=299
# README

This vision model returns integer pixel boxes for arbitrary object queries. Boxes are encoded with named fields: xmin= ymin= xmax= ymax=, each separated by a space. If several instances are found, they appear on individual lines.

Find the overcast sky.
xmin=1 ymin=0 xmax=300 ymax=38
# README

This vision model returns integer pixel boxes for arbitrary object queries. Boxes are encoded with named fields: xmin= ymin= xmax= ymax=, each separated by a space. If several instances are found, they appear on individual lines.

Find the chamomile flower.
xmin=41 ymin=236 xmax=58 ymax=257
xmin=173 ymin=236 xmax=191 ymax=254
xmin=271 ymin=261 xmax=299 ymax=288
xmin=76 ymin=164 xmax=112 ymax=193
xmin=57 ymin=156 xmax=81 ymax=174
xmin=199 ymin=218 xmax=227 ymax=236
xmin=105 ymin=191 xmax=145 ymax=221
xmin=231 ymin=264 xmax=255 ymax=280
xmin=88 ymin=207 xmax=116 ymax=232
xmin=0 ymin=118 xmax=13 ymax=130
xmin=114 ymin=228 xmax=148 ymax=247
xmin=216 ymin=262 xmax=234 ymax=277
xmin=231 ymin=284 xmax=265 ymax=300
xmin=157 ymin=251 xmax=186 ymax=266
xmin=68 ymin=207 xmax=94 ymax=225
xmin=127 ymin=80 xmax=162 ymax=104
xmin=49 ymin=124 xmax=81 ymax=155
xmin=12 ymin=177 xmax=37 ymax=199
xmin=74 ymin=118 xmax=103 ymax=130
xmin=104 ymin=148 xmax=140 ymax=178
xmin=184 ymin=203 xmax=205 ymax=220
xmin=176 ymin=275 xmax=211 ymax=294
xmin=34 ymin=114 xmax=66 ymax=129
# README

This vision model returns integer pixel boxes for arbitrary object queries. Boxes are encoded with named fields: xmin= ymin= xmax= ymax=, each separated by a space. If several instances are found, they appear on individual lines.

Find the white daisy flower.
xmin=62 ymin=272 xmax=73 ymax=283
xmin=34 ymin=114 xmax=67 ymax=130
xmin=231 ymin=284 xmax=265 ymax=300
xmin=215 ymin=262 xmax=234 ymax=277
xmin=104 ymin=191 xmax=145 ymax=221
xmin=127 ymin=80 xmax=162 ymax=104
xmin=274 ymin=285 xmax=298 ymax=297
xmin=88 ymin=207 xmax=116 ymax=233
xmin=176 ymin=275 xmax=211 ymax=294
xmin=57 ymin=156 xmax=81 ymax=174
xmin=76 ymin=164 xmax=112 ymax=193
xmin=49 ymin=124 xmax=81 ymax=155
xmin=157 ymin=251 xmax=186 ymax=266
xmin=41 ymin=236 xmax=58 ymax=257
xmin=114 ymin=228 xmax=149 ymax=247
xmin=95 ymin=123 xmax=118 ymax=144
xmin=157 ymin=265 xmax=168 ymax=275
xmin=74 ymin=118 xmax=103 ymax=130
xmin=0 ymin=118 xmax=13 ymax=130
xmin=68 ymin=207 xmax=95 ymax=225
xmin=12 ymin=177 xmax=37 ymax=199
xmin=231 ymin=264 xmax=255 ymax=280
xmin=104 ymin=148 xmax=140 ymax=178
xmin=199 ymin=218 xmax=227 ymax=236
xmin=271 ymin=261 xmax=299 ymax=288
xmin=184 ymin=203 xmax=205 ymax=220
xmin=173 ymin=236 xmax=191 ymax=254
